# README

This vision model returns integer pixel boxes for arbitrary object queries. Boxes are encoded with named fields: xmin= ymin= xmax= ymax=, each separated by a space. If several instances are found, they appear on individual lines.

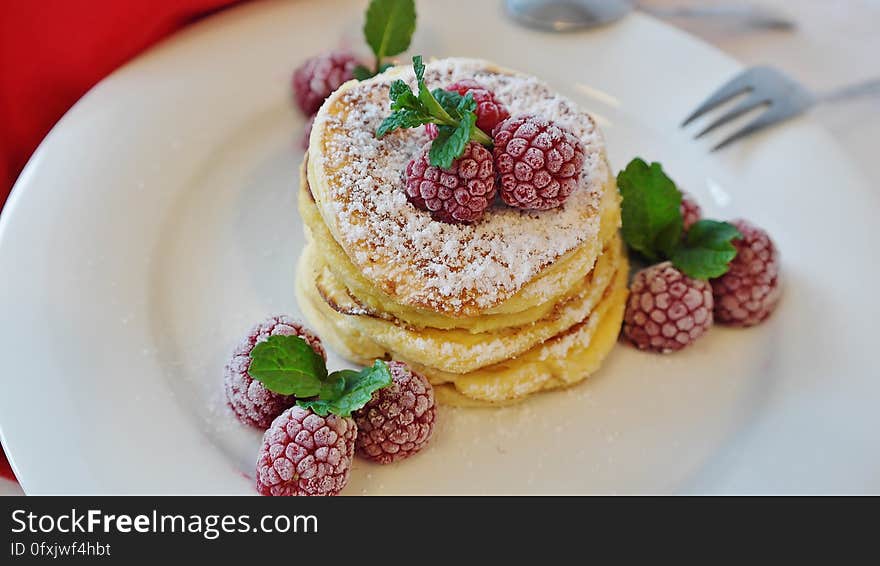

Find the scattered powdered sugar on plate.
xmin=312 ymin=58 xmax=609 ymax=313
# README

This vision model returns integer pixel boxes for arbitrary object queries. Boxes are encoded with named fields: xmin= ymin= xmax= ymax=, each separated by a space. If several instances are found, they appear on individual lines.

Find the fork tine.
xmin=694 ymin=93 xmax=767 ymax=139
xmin=711 ymin=104 xmax=791 ymax=151
xmin=681 ymin=70 xmax=757 ymax=127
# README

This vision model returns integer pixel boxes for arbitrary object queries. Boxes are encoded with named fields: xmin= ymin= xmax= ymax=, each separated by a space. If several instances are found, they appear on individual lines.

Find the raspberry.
xmin=224 ymin=316 xmax=326 ymax=429
xmin=445 ymin=80 xmax=510 ymax=134
xmin=405 ymin=142 xmax=496 ymax=224
xmin=256 ymin=406 xmax=356 ymax=496
xmin=681 ymin=192 xmax=702 ymax=231
xmin=623 ymin=262 xmax=714 ymax=353
xmin=424 ymin=123 xmax=438 ymax=139
xmin=711 ymin=219 xmax=781 ymax=326
xmin=292 ymin=51 xmax=358 ymax=115
xmin=492 ymin=115 xmax=585 ymax=210
xmin=354 ymin=362 xmax=436 ymax=464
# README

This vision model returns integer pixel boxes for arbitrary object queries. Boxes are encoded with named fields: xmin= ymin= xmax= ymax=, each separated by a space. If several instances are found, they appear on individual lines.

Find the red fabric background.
xmin=0 ymin=0 xmax=243 ymax=484
xmin=0 ymin=451 xmax=13 ymax=481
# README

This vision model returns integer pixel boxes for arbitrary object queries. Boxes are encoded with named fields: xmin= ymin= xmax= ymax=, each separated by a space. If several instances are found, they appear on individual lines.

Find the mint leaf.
xmin=248 ymin=335 xmax=327 ymax=396
xmin=376 ymin=78 xmax=432 ymax=137
xmin=671 ymin=220 xmax=742 ymax=279
xmin=319 ymin=370 xmax=350 ymax=401
xmin=376 ymin=109 xmax=429 ymax=138
xmin=389 ymin=79 xmax=420 ymax=111
xmin=617 ymin=158 xmax=683 ymax=261
xmin=298 ymin=361 xmax=393 ymax=418
xmin=364 ymin=0 xmax=416 ymax=64
xmin=378 ymin=62 xmax=395 ymax=74
xmin=412 ymin=54 xmax=425 ymax=82
xmin=353 ymin=65 xmax=374 ymax=81
xmin=414 ymin=57 xmax=453 ymax=125
xmin=432 ymin=88 xmax=464 ymax=119
xmin=429 ymin=111 xmax=475 ymax=168
xmin=456 ymin=91 xmax=477 ymax=115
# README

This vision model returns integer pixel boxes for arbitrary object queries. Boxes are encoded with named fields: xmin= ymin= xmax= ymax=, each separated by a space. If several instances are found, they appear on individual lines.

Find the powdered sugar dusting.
xmin=312 ymin=58 xmax=609 ymax=312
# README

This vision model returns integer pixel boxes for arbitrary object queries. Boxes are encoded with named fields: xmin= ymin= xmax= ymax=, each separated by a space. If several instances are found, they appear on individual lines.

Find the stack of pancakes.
xmin=295 ymin=58 xmax=628 ymax=406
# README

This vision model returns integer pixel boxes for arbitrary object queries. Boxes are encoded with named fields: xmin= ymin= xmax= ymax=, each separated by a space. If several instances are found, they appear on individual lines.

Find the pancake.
xmin=298 ymin=162 xmax=621 ymax=332
xmin=295 ymin=243 xmax=628 ymax=405
xmin=305 ymin=234 xmax=624 ymax=373
xmin=307 ymin=58 xmax=614 ymax=317
xmin=296 ymin=57 xmax=628 ymax=405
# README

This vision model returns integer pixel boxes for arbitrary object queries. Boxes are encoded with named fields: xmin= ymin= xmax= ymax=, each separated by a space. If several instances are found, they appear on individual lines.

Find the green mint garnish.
xmin=617 ymin=158 xmax=683 ymax=262
xmin=670 ymin=220 xmax=742 ymax=279
xmin=362 ymin=0 xmax=417 ymax=78
xmin=247 ymin=335 xmax=328 ymax=397
xmin=298 ymin=361 xmax=393 ymax=418
xmin=429 ymin=99 xmax=477 ymax=168
xmin=353 ymin=65 xmax=374 ymax=81
xmin=354 ymin=62 xmax=395 ymax=81
xmin=617 ymin=158 xmax=741 ymax=279
xmin=248 ymin=336 xmax=391 ymax=418
xmin=377 ymin=55 xmax=492 ymax=169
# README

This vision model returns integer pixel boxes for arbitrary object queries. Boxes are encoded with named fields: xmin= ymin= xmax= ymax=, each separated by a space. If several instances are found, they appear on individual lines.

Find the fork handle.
xmin=818 ymin=78 xmax=880 ymax=104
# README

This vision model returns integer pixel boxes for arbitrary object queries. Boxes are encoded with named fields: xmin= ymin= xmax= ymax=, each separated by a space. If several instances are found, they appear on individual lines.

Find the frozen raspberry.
xmin=225 ymin=316 xmax=326 ymax=429
xmin=711 ymin=219 xmax=782 ymax=326
xmin=292 ymin=51 xmax=358 ymax=115
xmin=445 ymin=79 xmax=510 ymax=134
xmin=493 ymin=115 xmax=585 ymax=210
xmin=623 ymin=262 xmax=714 ymax=353
xmin=405 ymin=142 xmax=495 ymax=224
xmin=680 ymin=192 xmax=702 ymax=231
xmin=256 ymin=406 xmax=356 ymax=496
xmin=354 ymin=362 xmax=436 ymax=464
xmin=424 ymin=123 xmax=438 ymax=139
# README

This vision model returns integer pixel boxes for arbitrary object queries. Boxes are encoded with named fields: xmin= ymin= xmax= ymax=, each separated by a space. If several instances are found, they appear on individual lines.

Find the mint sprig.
xmin=377 ymin=55 xmax=492 ymax=169
xmin=299 ymin=361 xmax=393 ymax=418
xmin=248 ymin=336 xmax=391 ymax=418
xmin=361 ymin=0 xmax=417 ymax=78
xmin=617 ymin=158 xmax=742 ymax=279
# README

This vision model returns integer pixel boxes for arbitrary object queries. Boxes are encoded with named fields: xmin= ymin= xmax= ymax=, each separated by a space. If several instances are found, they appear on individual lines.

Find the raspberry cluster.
xmin=622 ymin=194 xmax=782 ymax=353
xmin=230 ymin=317 xmax=438 ymax=497
xmin=404 ymin=82 xmax=587 ymax=223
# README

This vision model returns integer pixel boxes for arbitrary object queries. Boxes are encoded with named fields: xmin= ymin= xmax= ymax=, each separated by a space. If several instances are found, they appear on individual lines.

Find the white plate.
xmin=1 ymin=0 xmax=878 ymax=494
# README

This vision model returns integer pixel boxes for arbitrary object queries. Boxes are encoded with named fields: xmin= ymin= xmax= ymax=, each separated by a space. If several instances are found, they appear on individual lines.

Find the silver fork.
xmin=682 ymin=66 xmax=880 ymax=150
